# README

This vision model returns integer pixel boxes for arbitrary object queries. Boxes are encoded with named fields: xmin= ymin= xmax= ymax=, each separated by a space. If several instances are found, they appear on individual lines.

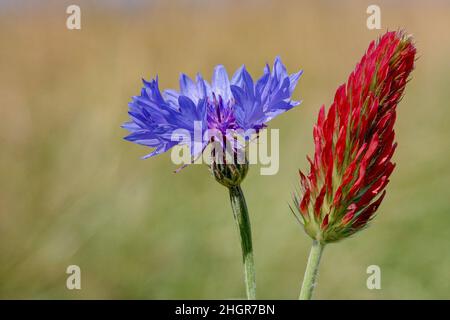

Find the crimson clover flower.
xmin=295 ymin=31 xmax=416 ymax=300
xmin=122 ymin=57 xmax=302 ymax=161
xmin=294 ymin=31 xmax=416 ymax=244
xmin=294 ymin=32 xmax=416 ymax=299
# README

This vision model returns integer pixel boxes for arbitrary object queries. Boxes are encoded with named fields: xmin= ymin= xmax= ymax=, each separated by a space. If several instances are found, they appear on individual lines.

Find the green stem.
xmin=228 ymin=185 xmax=256 ymax=300
xmin=299 ymin=240 xmax=325 ymax=300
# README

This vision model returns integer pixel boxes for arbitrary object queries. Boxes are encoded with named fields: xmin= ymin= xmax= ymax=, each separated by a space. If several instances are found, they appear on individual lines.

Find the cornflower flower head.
xmin=122 ymin=57 xmax=302 ymax=165
xmin=294 ymin=31 xmax=416 ymax=244
xmin=123 ymin=57 xmax=302 ymax=300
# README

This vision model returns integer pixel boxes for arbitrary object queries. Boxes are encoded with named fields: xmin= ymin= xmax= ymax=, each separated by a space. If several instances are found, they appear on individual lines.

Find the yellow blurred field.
xmin=0 ymin=0 xmax=449 ymax=299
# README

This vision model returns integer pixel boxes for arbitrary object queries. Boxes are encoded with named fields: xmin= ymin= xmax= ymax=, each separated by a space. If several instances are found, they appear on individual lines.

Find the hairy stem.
xmin=299 ymin=240 xmax=325 ymax=300
xmin=228 ymin=185 xmax=256 ymax=300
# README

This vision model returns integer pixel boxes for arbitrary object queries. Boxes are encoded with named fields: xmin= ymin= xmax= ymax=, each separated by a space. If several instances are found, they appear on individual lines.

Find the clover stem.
xmin=299 ymin=240 xmax=325 ymax=300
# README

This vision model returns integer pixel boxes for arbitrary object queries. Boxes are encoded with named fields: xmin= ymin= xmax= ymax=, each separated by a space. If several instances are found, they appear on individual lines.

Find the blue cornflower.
xmin=122 ymin=57 xmax=303 ymax=299
xmin=122 ymin=57 xmax=302 ymax=160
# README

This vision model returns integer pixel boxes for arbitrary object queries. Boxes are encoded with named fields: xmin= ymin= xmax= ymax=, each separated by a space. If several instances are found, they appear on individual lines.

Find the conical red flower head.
xmin=294 ymin=31 xmax=416 ymax=243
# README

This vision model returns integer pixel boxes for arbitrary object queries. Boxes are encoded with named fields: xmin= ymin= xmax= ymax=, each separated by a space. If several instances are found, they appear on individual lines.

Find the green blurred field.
xmin=0 ymin=0 xmax=449 ymax=299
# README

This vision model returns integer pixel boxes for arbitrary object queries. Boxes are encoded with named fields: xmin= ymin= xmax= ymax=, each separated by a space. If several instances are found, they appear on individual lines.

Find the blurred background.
xmin=0 ymin=0 xmax=449 ymax=299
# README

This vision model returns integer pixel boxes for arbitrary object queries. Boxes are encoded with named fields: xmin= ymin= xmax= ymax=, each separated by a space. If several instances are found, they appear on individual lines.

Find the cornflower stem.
xmin=228 ymin=185 xmax=256 ymax=300
xmin=299 ymin=240 xmax=325 ymax=300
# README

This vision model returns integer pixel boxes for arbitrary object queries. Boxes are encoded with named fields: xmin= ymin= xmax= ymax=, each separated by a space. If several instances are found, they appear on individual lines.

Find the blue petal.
xmin=255 ymin=72 xmax=270 ymax=98
xmin=121 ymin=121 xmax=140 ymax=131
xmin=124 ymin=130 xmax=160 ymax=147
xmin=179 ymin=73 xmax=202 ymax=104
xmin=196 ymin=73 xmax=212 ymax=99
xmin=178 ymin=95 xmax=201 ymax=121
xmin=231 ymin=65 xmax=245 ymax=86
xmin=142 ymin=141 xmax=178 ymax=159
xmin=212 ymin=65 xmax=232 ymax=101
xmin=289 ymin=70 xmax=303 ymax=95
xmin=272 ymin=56 xmax=288 ymax=81
xmin=231 ymin=85 xmax=264 ymax=130
xmin=163 ymin=89 xmax=180 ymax=110
xmin=241 ymin=66 xmax=255 ymax=99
